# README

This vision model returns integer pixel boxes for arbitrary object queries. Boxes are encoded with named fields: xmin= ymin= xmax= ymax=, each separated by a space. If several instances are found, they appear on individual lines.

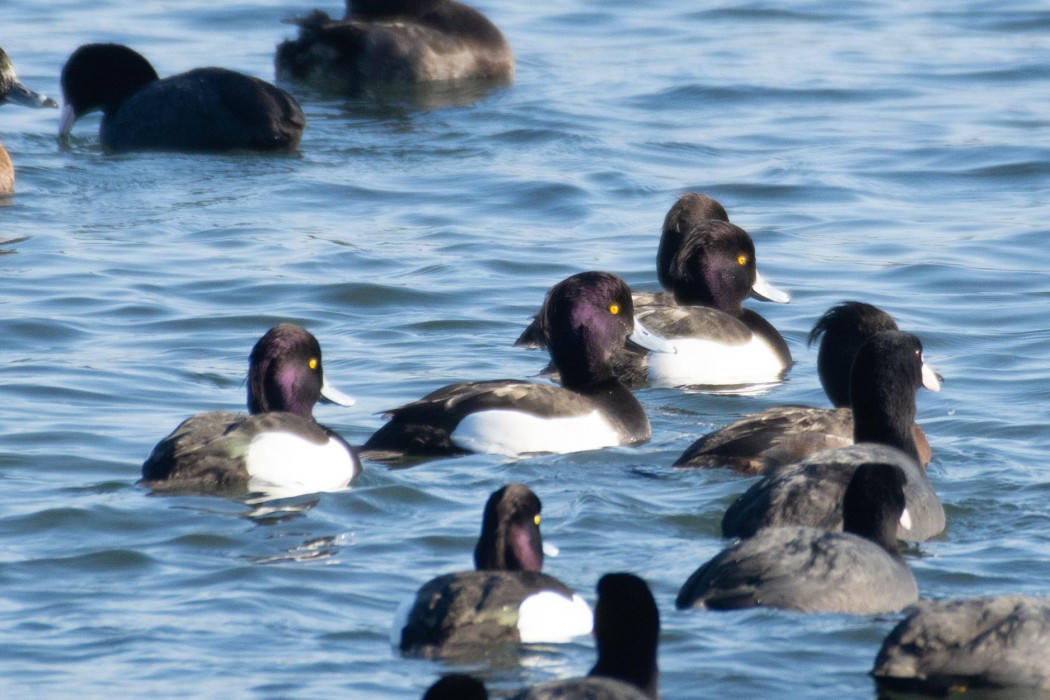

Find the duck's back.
xmin=399 ymin=570 xmax=584 ymax=656
xmin=721 ymin=444 xmax=944 ymax=541
xmin=103 ymin=68 xmax=304 ymax=152
xmin=675 ymin=405 xmax=854 ymax=473
xmin=677 ymin=526 xmax=918 ymax=614
xmin=141 ymin=411 xmax=331 ymax=490
xmin=276 ymin=1 xmax=512 ymax=88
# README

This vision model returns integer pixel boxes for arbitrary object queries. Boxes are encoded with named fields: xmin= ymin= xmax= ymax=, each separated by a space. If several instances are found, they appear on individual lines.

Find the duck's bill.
xmin=750 ymin=271 xmax=791 ymax=303
xmin=8 ymin=82 xmax=58 ymax=109
xmin=58 ymin=104 xmax=77 ymax=137
xmin=921 ymin=361 xmax=942 ymax=392
xmin=628 ymin=318 xmax=677 ymax=355
xmin=899 ymin=507 xmax=913 ymax=531
xmin=320 ymin=378 xmax=356 ymax=407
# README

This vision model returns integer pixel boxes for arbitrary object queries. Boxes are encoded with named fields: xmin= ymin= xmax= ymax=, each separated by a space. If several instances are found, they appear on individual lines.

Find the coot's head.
xmin=808 ymin=301 xmax=900 ymax=407
xmin=842 ymin=462 xmax=910 ymax=552
xmin=59 ymin=43 xmax=159 ymax=135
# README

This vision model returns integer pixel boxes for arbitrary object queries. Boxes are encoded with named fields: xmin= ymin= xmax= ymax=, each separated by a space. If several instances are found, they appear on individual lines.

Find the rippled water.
xmin=3 ymin=1 xmax=1050 ymax=697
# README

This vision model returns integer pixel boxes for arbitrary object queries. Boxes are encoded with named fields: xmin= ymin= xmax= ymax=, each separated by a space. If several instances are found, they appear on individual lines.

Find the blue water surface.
xmin=2 ymin=0 xmax=1050 ymax=697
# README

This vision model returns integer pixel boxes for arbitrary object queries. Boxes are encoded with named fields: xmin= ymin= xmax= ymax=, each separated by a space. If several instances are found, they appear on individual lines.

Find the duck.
xmin=720 ymin=330 xmax=945 ymax=542
xmin=275 ymin=0 xmax=513 ymax=92
xmin=395 ymin=484 xmax=592 ymax=658
xmin=509 ymin=572 xmax=660 ymax=700
xmin=872 ymin=596 xmax=1050 ymax=693
xmin=674 ymin=301 xmax=934 ymax=473
xmin=638 ymin=219 xmax=791 ymax=388
xmin=360 ymin=271 xmax=670 ymax=461
xmin=1 ymin=47 xmax=60 ymax=195
xmin=514 ymin=192 xmax=731 ymax=351
xmin=676 ymin=463 xmax=918 ymax=615
xmin=140 ymin=324 xmax=361 ymax=498
xmin=58 ymin=43 xmax=305 ymax=152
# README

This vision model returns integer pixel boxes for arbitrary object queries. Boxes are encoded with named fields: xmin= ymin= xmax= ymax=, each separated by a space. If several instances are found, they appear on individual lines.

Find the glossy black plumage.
xmin=721 ymin=331 xmax=945 ymax=541
xmin=361 ymin=272 xmax=654 ymax=461
xmin=59 ymin=43 xmax=304 ymax=152
xmin=678 ymin=464 xmax=918 ymax=614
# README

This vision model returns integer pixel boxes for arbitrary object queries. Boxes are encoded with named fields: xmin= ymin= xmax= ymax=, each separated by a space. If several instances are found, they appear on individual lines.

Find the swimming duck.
xmin=59 ymin=43 xmax=305 ymax=152
xmin=638 ymin=219 xmax=791 ymax=387
xmin=873 ymin=596 xmax=1050 ymax=693
xmin=677 ymin=463 xmax=918 ymax=615
xmin=720 ymin=330 xmax=945 ymax=542
xmin=1 ymin=47 xmax=60 ymax=195
xmin=674 ymin=301 xmax=934 ymax=472
xmin=361 ymin=271 xmax=670 ymax=461
xmin=395 ymin=484 xmax=592 ymax=658
xmin=510 ymin=573 xmax=660 ymax=700
xmin=275 ymin=0 xmax=513 ymax=92
xmin=140 ymin=324 xmax=360 ymax=498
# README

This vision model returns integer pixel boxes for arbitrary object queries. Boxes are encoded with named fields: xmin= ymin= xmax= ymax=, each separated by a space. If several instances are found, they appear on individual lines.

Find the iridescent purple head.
xmin=474 ymin=483 xmax=544 ymax=572
xmin=246 ymin=324 xmax=329 ymax=419
xmin=538 ymin=271 xmax=636 ymax=388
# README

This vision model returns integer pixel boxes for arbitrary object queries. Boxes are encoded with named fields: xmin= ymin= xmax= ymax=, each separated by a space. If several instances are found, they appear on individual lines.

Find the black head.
xmin=850 ymin=330 xmax=939 ymax=458
xmin=656 ymin=193 xmax=730 ymax=290
xmin=0 ymin=48 xmax=58 ymax=108
xmin=422 ymin=674 xmax=488 ymax=700
xmin=538 ymin=271 xmax=636 ymax=389
xmin=246 ymin=324 xmax=328 ymax=419
xmin=60 ymin=44 xmax=159 ymax=120
xmin=669 ymin=220 xmax=759 ymax=313
xmin=842 ymin=463 xmax=908 ymax=552
xmin=474 ymin=484 xmax=544 ymax=573
xmin=590 ymin=572 xmax=660 ymax=697
xmin=808 ymin=302 xmax=900 ymax=407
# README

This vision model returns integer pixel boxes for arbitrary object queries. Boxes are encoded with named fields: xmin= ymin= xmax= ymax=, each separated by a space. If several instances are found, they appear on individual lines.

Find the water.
xmin=2 ymin=0 xmax=1050 ymax=697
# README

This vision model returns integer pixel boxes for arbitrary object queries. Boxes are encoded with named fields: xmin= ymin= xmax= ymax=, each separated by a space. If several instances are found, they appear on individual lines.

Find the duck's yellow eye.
xmin=609 ymin=303 xmax=620 ymax=315
xmin=737 ymin=254 xmax=748 ymax=265
xmin=534 ymin=514 xmax=541 ymax=526
xmin=308 ymin=358 xmax=319 ymax=370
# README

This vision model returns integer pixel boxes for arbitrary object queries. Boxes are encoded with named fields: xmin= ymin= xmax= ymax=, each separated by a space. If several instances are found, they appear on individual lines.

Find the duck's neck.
xmin=852 ymin=388 xmax=919 ymax=461
xmin=591 ymin=644 xmax=659 ymax=698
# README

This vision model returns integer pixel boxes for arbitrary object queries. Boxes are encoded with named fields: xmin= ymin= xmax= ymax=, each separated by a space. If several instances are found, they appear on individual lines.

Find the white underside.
xmin=516 ymin=591 xmax=594 ymax=643
xmin=646 ymin=334 xmax=786 ymax=387
xmin=451 ymin=409 xmax=621 ymax=456
xmin=245 ymin=431 xmax=360 ymax=499
xmin=388 ymin=588 xmax=593 ymax=647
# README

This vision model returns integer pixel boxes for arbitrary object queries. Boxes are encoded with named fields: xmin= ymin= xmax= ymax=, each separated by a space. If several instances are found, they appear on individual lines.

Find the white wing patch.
xmin=517 ymin=591 xmax=593 ymax=643
xmin=246 ymin=431 xmax=359 ymax=499
xmin=451 ymin=409 xmax=621 ymax=456
xmin=646 ymin=334 xmax=786 ymax=387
